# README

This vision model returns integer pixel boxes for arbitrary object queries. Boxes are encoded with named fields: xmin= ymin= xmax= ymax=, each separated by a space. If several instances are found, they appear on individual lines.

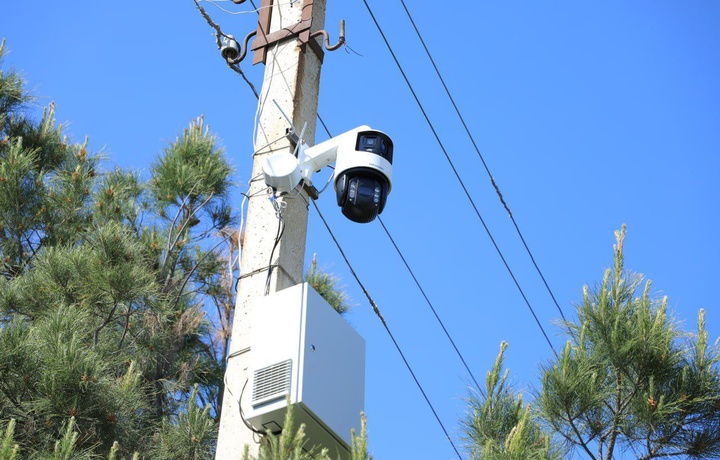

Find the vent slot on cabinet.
xmin=252 ymin=359 xmax=292 ymax=406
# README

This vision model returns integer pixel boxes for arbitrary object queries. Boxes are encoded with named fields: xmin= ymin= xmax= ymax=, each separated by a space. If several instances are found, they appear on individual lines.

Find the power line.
xmin=360 ymin=0 xmax=557 ymax=356
xmin=311 ymin=199 xmax=463 ymax=460
xmin=397 ymin=0 xmax=566 ymax=322
xmin=192 ymin=0 xmax=260 ymax=97
xmin=377 ymin=216 xmax=485 ymax=397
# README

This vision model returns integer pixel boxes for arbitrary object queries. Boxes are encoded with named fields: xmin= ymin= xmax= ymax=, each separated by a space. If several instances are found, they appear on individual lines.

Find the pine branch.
xmin=565 ymin=409 xmax=597 ymax=460
xmin=159 ymin=180 xmax=201 ymax=277
xmin=171 ymin=234 xmax=229 ymax=310
xmin=117 ymin=303 xmax=135 ymax=350
xmin=93 ymin=301 xmax=120 ymax=346
xmin=604 ymin=373 xmax=623 ymax=460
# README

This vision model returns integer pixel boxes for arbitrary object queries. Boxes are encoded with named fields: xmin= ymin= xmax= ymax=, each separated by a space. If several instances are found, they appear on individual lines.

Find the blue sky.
xmin=2 ymin=1 xmax=719 ymax=458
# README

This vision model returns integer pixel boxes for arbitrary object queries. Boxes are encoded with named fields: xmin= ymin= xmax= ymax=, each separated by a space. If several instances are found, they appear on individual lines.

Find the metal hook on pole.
xmin=310 ymin=19 xmax=346 ymax=51
xmin=221 ymin=30 xmax=258 ymax=64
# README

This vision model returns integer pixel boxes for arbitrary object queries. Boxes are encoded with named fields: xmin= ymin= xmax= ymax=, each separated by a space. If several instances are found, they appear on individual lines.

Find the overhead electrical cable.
xmin=192 ymin=0 xmax=259 ymax=97
xmin=311 ymin=200 xmax=463 ymax=460
xmin=360 ymin=0 xmax=557 ymax=355
xmin=377 ymin=216 xmax=484 ymax=396
xmin=397 ymin=0 xmax=566 ymax=322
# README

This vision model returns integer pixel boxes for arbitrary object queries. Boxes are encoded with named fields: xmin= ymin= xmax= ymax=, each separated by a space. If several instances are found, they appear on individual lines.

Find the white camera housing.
xmin=262 ymin=125 xmax=393 ymax=223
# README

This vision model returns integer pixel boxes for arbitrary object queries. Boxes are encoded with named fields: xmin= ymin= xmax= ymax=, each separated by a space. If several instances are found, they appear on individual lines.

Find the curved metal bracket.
xmin=310 ymin=20 xmax=346 ymax=52
xmin=251 ymin=0 xmax=346 ymax=65
xmin=223 ymin=30 xmax=258 ymax=65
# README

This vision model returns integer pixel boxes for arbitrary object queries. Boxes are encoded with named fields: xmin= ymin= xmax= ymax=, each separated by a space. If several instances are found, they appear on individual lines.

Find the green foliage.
xmin=463 ymin=342 xmax=562 ymax=460
xmin=537 ymin=226 xmax=720 ymax=459
xmin=241 ymin=403 xmax=372 ymax=460
xmin=1 ymin=419 xmax=19 ymax=460
xmin=151 ymin=386 xmax=217 ymax=460
xmin=41 ymin=417 xmax=96 ymax=460
xmin=0 ymin=42 xmax=232 ymax=459
xmin=151 ymin=115 xmax=232 ymax=229
xmin=0 ymin=306 xmax=147 ymax=452
xmin=0 ymin=40 xmax=28 ymax=117
xmin=241 ymin=401 xmax=328 ymax=460
xmin=348 ymin=413 xmax=373 ymax=460
xmin=469 ymin=226 xmax=720 ymax=460
xmin=304 ymin=254 xmax=350 ymax=315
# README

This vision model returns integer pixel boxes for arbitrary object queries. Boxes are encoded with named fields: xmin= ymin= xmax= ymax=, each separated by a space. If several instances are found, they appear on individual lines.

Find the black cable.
xmin=378 ymin=216 xmax=485 ymax=397
xmin=397 ymin=0 xmax=566 ymax=323
xmin=192 ymin=0 xmax=261 ymax=99
xmin=311 ymin=199 xmax=463 ymax=460
xmin=240 ymin=379 xmax=266 ymax=436
xmin=360 ymin=0 xmax=557 ymax=356
xmin=264 ymin=204 xmax=285 ymax=295
xmin=317 ymin=113 xmax=333 ymax=139
xmin=229 ymin=63 xmax=261 ymax=99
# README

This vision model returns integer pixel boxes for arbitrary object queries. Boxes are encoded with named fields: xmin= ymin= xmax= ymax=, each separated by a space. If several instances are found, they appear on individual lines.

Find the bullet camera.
xmin=262 ymin=125 xmax=393 ymax=224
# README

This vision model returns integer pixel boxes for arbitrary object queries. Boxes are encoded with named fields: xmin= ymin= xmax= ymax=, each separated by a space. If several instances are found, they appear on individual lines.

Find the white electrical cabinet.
xmin=246 ymin=283 xmax=365 ymax=457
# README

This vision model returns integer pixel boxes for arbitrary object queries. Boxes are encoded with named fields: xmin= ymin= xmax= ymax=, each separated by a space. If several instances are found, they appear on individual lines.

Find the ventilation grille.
xmin=252 ymin=359 xmax=292 ymax=406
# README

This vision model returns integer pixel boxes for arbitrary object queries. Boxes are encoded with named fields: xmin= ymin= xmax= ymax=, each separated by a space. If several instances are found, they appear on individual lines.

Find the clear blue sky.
xmin=2 ymin=2 xmax=719 ymax=459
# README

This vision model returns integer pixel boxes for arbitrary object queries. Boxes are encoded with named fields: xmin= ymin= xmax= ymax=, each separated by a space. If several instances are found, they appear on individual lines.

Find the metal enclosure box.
xmin=246 ymin=283 xmax=365 ymax=457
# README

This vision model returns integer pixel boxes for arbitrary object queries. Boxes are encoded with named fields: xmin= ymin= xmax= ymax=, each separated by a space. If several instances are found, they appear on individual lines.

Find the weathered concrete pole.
xmin=215 ymin=1 xmax=326 ymax=457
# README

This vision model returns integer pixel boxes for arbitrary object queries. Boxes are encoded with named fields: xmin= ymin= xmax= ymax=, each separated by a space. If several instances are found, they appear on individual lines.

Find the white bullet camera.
xmin=262 ymin=125 xmax=393 ymax=223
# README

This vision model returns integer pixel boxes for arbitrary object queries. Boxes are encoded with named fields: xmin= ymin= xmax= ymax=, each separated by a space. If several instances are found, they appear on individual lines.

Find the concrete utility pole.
xmin=215 ymin=0 xmax=327 ymax=457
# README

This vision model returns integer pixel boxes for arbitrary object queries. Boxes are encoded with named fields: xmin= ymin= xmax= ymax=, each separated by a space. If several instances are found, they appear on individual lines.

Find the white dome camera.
xmin=262 ymin=125 xmax=393 ymax=224
xmin=333 ymin=129 xmax=393 ymax=223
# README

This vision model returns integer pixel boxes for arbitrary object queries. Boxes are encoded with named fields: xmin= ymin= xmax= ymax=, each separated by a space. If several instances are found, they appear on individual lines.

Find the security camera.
xmin=220 ymin=36 xmax=240 ymax=61
xmin=332 ymin=129 xmax=393 ymax=223
xmin=262 ymin=125 xmax=393 ymax=224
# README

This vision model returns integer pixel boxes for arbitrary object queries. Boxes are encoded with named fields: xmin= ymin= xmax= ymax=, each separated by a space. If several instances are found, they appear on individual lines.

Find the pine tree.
xmin=465 ymin=226 xmax=720 ymax=459
xmin=0 ymin=40 xmax=230 ymax=458
xmin=462 ymin=342 xmax=563 ymax=460
xmin=539 ymin=225 xmax=720 ymax=459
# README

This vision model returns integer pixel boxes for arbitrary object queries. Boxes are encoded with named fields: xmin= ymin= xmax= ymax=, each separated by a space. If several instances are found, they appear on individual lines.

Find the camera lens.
xmin=336 ymin=172 xmax=388 ymax=224
xmin=359 ymin=135 xmax=381 ymax=153
xmin=356 ymin=132 xmax=393 ymax=162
